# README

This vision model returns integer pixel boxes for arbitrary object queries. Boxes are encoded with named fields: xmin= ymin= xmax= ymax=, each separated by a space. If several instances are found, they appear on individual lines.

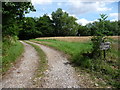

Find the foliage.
xmin=84 ymin=20 xmax=119 ymax=36
xmin=36 ymin=14 xmax=54 ymax=37
xmin=2 ymin=2 xmax=35 ymax=37
xmin=77 ymin=25 xmax=91 ymax=36
xmin=91 ymin=14 xmax=109 ymax=59
xmin=18 ymin=8 xmax=80 ymax=39
xmin=18 ymin=17 xmax=42 ymax=40
xmin=52 ymin=8 xmax=79 ymax=36
xmin=77 ymin=19 xmax=119 ymax=36
xmin=16 ymin=8 xmax=119 ymax=39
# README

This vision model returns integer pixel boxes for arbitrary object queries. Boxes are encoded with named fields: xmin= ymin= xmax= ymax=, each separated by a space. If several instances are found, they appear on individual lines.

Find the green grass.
xmin=25 ymin=41 xmax=47 ymax=77
xmin=31 ymin=38 xmax=120 ymax=88
xmin=2 ymin=41 xmax=24 ymax=74
xmin=31 ymin=39 xmax=92 ymax=58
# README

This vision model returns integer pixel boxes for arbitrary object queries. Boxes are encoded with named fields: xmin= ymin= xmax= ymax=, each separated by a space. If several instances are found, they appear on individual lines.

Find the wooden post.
xmin=103 ymin=50 xmax=106 ymax=59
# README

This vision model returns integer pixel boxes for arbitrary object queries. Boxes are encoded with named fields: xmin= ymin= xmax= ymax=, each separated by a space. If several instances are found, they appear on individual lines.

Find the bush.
xmin=3 ymin=35 xmax=18 ymax=56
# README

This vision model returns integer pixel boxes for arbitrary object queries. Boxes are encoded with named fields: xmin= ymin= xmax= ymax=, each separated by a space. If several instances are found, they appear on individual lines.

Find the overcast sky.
xmin=25 ymin=0 xmax=119 ymax=26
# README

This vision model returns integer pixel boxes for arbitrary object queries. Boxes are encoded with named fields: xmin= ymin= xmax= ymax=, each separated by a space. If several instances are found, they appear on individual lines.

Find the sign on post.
xmin=100 ymin=42 xmax=111 ymax=50
xmin=100 ymin=42 xmax=111 ymax=59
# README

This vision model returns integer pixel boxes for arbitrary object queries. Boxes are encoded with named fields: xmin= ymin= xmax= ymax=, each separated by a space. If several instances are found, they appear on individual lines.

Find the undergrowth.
xmin=2 ymin=41 xmax=24 ymax=74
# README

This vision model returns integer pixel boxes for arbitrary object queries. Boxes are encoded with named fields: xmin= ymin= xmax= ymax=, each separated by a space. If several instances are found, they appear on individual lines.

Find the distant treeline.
xmin=2 ymin=2 xmax=120 ymax=40
xmin=18 ymin=9 xmax=120 ymax=39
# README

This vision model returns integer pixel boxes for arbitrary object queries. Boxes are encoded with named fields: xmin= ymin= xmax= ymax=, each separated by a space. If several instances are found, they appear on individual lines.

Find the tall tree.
xmin=36 ymin=14 xmax=54 ymax=37
xmin=18 ymin=17 xmax=42 ymax=40
xmin=52 ymin=8 xmax=78 ymax=36
xmin=2 ymin=2 xmax=35 ymax=38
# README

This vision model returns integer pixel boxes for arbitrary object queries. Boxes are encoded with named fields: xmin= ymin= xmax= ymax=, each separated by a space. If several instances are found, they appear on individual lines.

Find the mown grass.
xmin=2 ymin=41 xmax=24 ymax=74
xmin=31 ymin=39 xmax=92 ymax=58
xmin=32 ymin=38 xmax=120 ymax=88
xmin=25 ymin=41 xmax=47 ymax=77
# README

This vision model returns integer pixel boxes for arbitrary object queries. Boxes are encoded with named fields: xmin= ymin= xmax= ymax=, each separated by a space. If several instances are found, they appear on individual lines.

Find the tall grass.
xmin=2 ymin=41 xmax=24 ymax=74
xmin=32 ymin=38 xmax=120 ymax=88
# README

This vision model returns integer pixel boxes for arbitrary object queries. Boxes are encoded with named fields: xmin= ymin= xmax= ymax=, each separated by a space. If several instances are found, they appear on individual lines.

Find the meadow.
xmin=31 ymin=36 xmax=120 ymax=88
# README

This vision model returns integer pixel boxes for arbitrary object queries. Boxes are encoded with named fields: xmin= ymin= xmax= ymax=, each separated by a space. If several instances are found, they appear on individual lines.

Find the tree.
xmin=36 ymin=14 xmax=54 ymax=37
xmin=91 ymin=14 xmax=109 ymax=59
xmin=18 ymin=17 xmax=42 ymax=40
xmin=85 ymin=20 xmax=119 ymax=36
xmin=52 ymin=8 xmax=78 ymax=36
xmin=2 ymin=2 xmax=35 ymax=40
xmin=77 ymin=25 xmax=91 ymax=36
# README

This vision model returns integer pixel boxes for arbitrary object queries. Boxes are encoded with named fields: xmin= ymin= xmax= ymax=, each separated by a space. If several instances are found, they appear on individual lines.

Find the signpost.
xmin=100 ymin=42 xmax=111 ymax=59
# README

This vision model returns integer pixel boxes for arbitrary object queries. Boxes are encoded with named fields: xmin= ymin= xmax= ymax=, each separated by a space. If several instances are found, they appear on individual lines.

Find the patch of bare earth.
xmin=1 ymin=41 xmax=39 ymax=88
xmin=27 ymin=41 xmax=80 ymax=88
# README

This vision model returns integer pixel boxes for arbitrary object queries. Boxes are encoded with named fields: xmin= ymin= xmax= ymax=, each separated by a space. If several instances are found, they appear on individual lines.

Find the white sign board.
xmin=100 ymin=42 xmax=111 ymax=50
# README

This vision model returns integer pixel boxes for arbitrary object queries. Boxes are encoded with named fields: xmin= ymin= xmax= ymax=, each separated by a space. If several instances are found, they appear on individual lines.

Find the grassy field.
xmin=36 ymin=36 xmax=119 ymax=42
xmin=2 ymin=41 xmax=24 ymax=74
xmin=31 ymin=36 xmax=120 ymax=88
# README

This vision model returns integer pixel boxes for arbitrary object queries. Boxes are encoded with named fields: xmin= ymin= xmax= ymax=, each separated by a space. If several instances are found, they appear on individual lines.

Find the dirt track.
xmin=1 ymin=41 xmax=80 ymax=88
xmin=27 ymin=41 xmax=80 ymax=88
xmin=1 ymin=41 xmax=39 ymax=88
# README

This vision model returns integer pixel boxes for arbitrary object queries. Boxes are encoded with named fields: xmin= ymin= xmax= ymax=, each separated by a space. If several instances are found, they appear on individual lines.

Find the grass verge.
xmin=2 ymin=41 xmax=24 ymax=74
xmin=31 ymin=38 xmax=120 ymax=88
xmin=25 ymin=41 xmax=47 ymax=86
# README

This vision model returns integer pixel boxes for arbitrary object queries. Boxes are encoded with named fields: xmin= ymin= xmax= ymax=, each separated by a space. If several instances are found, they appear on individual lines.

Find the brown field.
xmin=36 ymin=36 xmax=119 ymax=42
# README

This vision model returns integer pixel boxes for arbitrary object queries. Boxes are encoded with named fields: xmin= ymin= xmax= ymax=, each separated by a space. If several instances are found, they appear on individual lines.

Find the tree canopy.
xmin=2 ymin=2 xmax=35 ymax=38
xmin=52 ymin=8 xmax=79 ymax=36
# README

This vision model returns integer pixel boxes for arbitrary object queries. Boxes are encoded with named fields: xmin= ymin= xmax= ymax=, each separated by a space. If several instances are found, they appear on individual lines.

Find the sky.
xmin=25 ymin=0 xmax=119 ymax=26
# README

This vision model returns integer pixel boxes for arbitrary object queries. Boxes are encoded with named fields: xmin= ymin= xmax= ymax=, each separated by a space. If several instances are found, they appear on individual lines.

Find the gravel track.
xmin=1 ymin=40 xmax=80 ymax=88
xmin=1 ymin=41 xmax=39 ymax=88
xmin=27 ymin=41 xmax=80 ymax=88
